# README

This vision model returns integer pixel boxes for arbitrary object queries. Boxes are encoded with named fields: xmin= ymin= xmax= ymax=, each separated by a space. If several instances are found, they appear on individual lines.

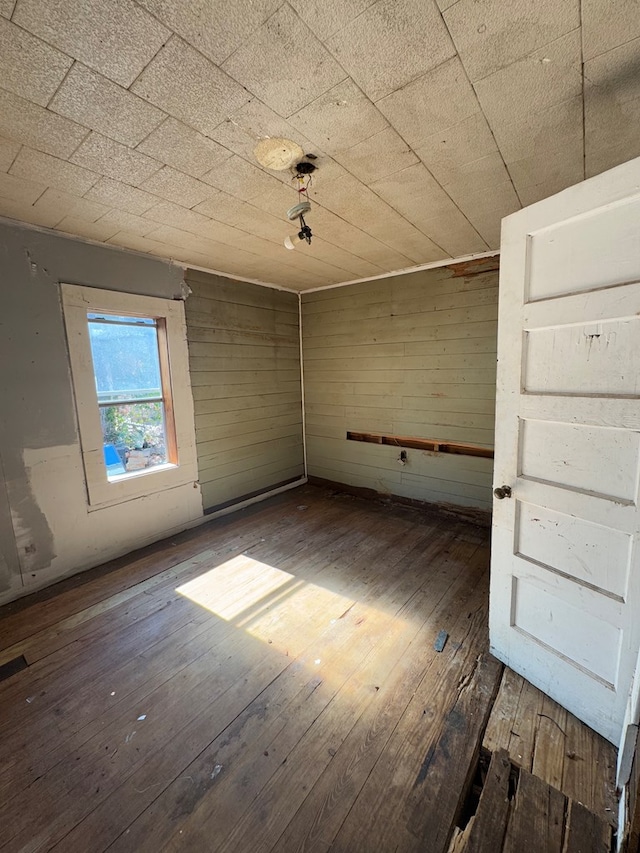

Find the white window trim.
xmin=61 ymin=283 xmax=198 ymax=510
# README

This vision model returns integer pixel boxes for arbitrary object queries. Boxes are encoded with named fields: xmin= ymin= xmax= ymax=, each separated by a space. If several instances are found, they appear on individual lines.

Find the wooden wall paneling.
xmin=301 ymin=264 xmax=498 ymax=513
xmin=185 ymin=271 xmax=304 ymax=511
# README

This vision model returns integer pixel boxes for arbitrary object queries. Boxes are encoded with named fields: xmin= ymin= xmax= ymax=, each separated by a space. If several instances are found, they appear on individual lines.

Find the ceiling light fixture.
xmin=284 ymin=200 xmax=312 ymax=250
xmin=284 ymin=160 xmax=318 ymax=250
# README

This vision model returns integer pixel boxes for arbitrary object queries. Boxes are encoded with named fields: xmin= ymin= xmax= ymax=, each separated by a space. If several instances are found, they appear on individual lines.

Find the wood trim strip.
xmin=156 ymin=318 xmax=178 ymax=465
xmin=346 ymin=431 xmax=494 ymax=459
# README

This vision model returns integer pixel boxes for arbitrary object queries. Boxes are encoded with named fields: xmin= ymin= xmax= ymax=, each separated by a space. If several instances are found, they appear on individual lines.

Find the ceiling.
xmin=1 ymin=0 xmax=639 ymax=291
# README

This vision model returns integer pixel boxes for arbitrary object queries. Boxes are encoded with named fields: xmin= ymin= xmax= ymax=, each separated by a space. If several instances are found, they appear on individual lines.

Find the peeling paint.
xmin=0 ymin=220 xmax=198 ymax=604
xmin=448 ymin=256 xmax=501 ymax=277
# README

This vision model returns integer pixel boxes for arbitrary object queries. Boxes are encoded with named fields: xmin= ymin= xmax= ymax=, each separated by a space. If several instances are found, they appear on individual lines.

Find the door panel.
xmin=491 ymin=156 xmax=640 ymax=746
xmin=515 ymin=501 xmax=631 ymax=598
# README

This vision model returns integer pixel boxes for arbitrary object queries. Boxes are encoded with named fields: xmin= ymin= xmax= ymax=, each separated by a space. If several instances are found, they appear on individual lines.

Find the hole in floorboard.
xmin=455 ymin=748 xmax=519 ymax=833
xmin=0 ymin=655 xmax=29 ymax=682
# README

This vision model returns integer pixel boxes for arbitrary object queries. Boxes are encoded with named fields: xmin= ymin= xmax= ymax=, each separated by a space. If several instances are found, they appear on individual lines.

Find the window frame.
xmin=61 ymin=283 xmax=198 ymax=509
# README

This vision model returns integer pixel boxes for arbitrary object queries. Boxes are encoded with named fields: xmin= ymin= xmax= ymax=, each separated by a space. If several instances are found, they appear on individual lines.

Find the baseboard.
xmin=308 ymin=476 xmax=492 ymax=528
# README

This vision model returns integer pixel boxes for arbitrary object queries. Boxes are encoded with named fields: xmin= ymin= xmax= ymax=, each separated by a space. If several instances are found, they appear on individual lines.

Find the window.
xmin=87 ymin=312 xmax=176 ymax=479
xmin=62 ymin=284 xmax=198 ymax=508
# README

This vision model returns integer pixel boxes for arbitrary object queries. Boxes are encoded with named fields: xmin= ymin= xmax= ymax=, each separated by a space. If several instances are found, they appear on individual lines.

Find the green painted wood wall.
xmin=301 ymin=265 xmax=498 ymax=512
xmin=185 ymin=270 xmax=304 ymax=512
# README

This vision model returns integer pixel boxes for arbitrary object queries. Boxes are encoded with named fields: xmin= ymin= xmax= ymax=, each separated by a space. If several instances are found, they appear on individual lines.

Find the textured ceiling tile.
xmin=415 ymin=209 xmax=488 ymax=256
xmin=326 ymin=0 xmax=456 ymax=102
xmin=0 ymin=136 xmax=20 ymax=172
xmin=202 ymin=155 xmax=283 ymax=201
xmin=144 ymin=223 xmax=267 ymax=269
xmin=415 ymin=113 xmax=498 ymax=186
xmin=0 ymin=197 xmax=62 ymax=227
xmin=94 ymin=208 xmax=158 ymax=237
xmin=586 ymin=125 xmax=640 ymax=178
xmin=474 ymin=30 xmax=582 ymax=128
xmin=135 ymin=0 xmax=281 ymax=64
xmin=289 ymin=79 xmax=388 ymax=155
xmin=288 ymin=0 xmax=377 ymax=41
xmin=334 ymin=127 xmax=419 ymax=183
xmin=49 ymin=63 xmax=165 ymax=148
xmin=0 ymin=0 xmax=16 ymax=17
xmin=582 ymin=0 xmax=640 ymax=61
xmin=10 ymin=147 xmax=98 ymax=195
xmin=55 ymin=215 xmax=121 ymax=242
xmin=209 ymin=98 xmax=314 ymax=166
xmin=0 ymin=87 xmax=88 ymax=160
xmin=371 ymin=162 xmax=491 ymax=257
xmin=454 ymin=178 xmax=520 ymax=221
xmin=194 ymin=217 xmax=281 ymax=255
xmin=140 ymin=166 xmax=218 ymax=208
xmin=0 ymin=171 xmax=46 ymax=205
xmin=305 ymin=205 xmax=413 ymax=270
xmin=70 ymin=133 xmax=162 ymax=186
xmin=584 ymin=44 xmax=640 ymax=178
xmin=584 ymin=38 xmax=640 ymax=106
xmin=84 ymin=177 xmax=159 ymax=215
xmin=377 ymin=57 xmax=480 ymax=149
xmin=370 ymin=162 xmax=455 ymax=223
xmin=132 ymin=36 xmax=251 ymax=137
xmin=143 ymin=200 xmax=211 ymax=233
xmin=517 ymin=171 xmax=583 ymax=206
xmin=196 ymin=193 xmax=382 ymax=282
xmin=248 ymin=180 xmax=302 ymax=220
xmin=195 ymin=194 xmax=293 ymax=246
xmin=304 ymin=236 xmax=385 ymax=278
xmin=13 ymin=0 xmax=170 ymax=88
xmin=312 ymin=173 xmax=444 ymax=263
xmin=438 ymin=152 xmax=512 ymax=200
xmin=508 ymin=138 xmax=583 ymax=195
xmin=107 ymin=230 xmax=183 ymax=256
xmin=490 ymin=95 xmax=583 ymax=161
xmin=193 ymin=192 xmax=249 ymax=224
xmin=444 ymin=0 xmax=579 ymax=82
xmin=453 ymin=179 xmax=520 ymax=246
xmin=137 ymin=118 xmax=232 ymax=179
xmin=221 ymin=4 xmax=345 ymax=117
xmin=30 ymin=187 xmax=110 ymax=224
xmin=0 ymin=18 xmax=72 ymax=107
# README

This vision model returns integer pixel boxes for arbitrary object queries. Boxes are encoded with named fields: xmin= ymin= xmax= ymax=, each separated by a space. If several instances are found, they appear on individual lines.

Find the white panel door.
xmin=490 ymin=156 xmax=640 ymax=748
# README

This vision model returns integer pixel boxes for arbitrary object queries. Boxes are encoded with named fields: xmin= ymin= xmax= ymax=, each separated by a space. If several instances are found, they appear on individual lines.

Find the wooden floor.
xmin=0 ymin=485 xmax=618 ymax=852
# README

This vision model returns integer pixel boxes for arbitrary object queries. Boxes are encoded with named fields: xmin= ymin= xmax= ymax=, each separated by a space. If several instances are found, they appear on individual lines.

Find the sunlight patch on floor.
xmin=175 ymin=554 xmax=395 ymax=661
xmin=176 ymin=555 xmax=296 ymax=621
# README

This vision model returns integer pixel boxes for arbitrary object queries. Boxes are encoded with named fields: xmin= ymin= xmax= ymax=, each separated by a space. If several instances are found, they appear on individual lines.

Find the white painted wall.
xmin=0 ymin=221 xmax=204 ymax=605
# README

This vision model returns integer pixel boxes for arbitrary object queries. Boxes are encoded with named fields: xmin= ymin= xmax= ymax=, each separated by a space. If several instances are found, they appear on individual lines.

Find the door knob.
xmin=494 ymin=485 xmax=512 ymax=500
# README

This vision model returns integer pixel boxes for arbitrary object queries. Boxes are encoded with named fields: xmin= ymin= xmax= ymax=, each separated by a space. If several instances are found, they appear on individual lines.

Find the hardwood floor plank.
xmin=507 ymin=678 xmax=545 ymax=771
xmin=122 ymin=524 xmax=468 ymax=844
xmin=402 ymin=654 xmax=503 ymax=853
xmin=0 ymin=486 xmax=619 ymax=853
xmin=563 ymin=799 xmax=612 ymax=853
xmin=483 ymin=668 xmax=525 ymax=755
xmin=20 ymin=501 xmax=443 ymax=851
xmin=326 ymin=562 xmax=493 ymax=852
xmin=0 ymin=495 xmax=298 ymax=651
xmin=503 ymin=769 xmax=566 ymax=853
xmin=447 ymin=748 xmax=512 ymax=853
xmin=533 ymin=694 xmax=568 ymax=792
xmin=267 ymin=562 xmax=491 ymax=853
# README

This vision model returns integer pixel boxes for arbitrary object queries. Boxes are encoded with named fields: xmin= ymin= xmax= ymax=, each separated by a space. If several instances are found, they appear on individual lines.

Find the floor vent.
xmin=0 ymin=655 xmax=28 ymax=683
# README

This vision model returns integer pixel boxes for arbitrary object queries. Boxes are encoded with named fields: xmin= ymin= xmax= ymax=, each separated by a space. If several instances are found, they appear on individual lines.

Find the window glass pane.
xmin=87 ymin=315 xmax=162 ymax=402
xmin=100 ymin=402 xmax=168 ymax=479
xmin=87 ymin=313 xmax=155 ymax=326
